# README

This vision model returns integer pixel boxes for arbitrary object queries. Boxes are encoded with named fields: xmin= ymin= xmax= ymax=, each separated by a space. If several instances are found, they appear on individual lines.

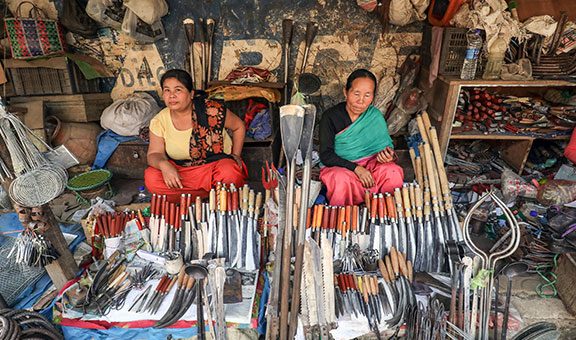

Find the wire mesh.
xmin=0 ymin=236 xmax=45 ymax=306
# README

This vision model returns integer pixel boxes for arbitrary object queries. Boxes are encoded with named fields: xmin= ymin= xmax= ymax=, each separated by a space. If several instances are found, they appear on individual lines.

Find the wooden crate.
xmin=9 ymin=93 xmax=112 ymax=123
xmin=4 ymin=57 xmax=100 ymax=96
xmin=107 ymin=141 xmax=149 ymax=179
xmin=556 ymin=253 xmax=576 ymax=316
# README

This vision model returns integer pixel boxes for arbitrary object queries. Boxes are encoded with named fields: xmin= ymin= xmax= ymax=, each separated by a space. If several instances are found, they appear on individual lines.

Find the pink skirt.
xmin=320 ymin=156 xmax=404 ymax=206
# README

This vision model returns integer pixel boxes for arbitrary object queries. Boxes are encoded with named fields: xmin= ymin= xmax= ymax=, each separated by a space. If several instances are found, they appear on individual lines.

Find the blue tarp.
xmin=0 ymin=212 xmax=86 ymax=310
xmin=62 ymin=327 xmax=200 ymax=340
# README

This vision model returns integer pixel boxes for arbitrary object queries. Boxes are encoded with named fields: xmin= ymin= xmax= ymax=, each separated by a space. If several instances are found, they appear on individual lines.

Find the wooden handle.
xmin=248 ymin=190 xmax=255 ymax=214
xmin=385 ymin=194 xmax=396 ymax=220
xmin=360 ymin=277 xmax=370 ymax=303
xmin=418 ymin=144 xmax=429 ymax=189
xmin=416 ymin=114 xmax=429 ymax=144
xmin=414 ymin=156 xmax=423 ymax=188
xmin=401 ymin=185 xmax=412 ymax=219
xmin=390 ymin=247 xmax=399 ymax=276
xmin=364 ymin=191 xmax=371 ymax=213
xmin=329 ymin=206 xmax=337 ymax=230
xmin=398 ymin=251 xmax=408 ymax=279
xmin=169 ymin=203 xmax=176 ymax=226
xmin=423 ymin=143 xmax=439 ymax=213
xmin=316 ymin=205 xmax=325 ymax=229
xmin=231 ymin=188 xmax=239 ymax=212
xmin=220 ymin=189 xmax=227 ymax=212
xmin=282 ymin=19 xmax=294 ymax=45
xmin=423 ymin=188 xmax=431 ymax=217
xmin=409 ymin=148 xmax=417 ymax=174
xmin=321 ymin=205 xmax=329 ymax=230
xmin=345 ymin=206 xmax=351 ymax=232
xmin=422 ymin=111 xmax=433 ymax=136
xmin=195 ymin=196 xmax=202 ymax=222
xmin=206 ymin=18 xmax=215 ymax=39
xmin=384 ymin=255 xmax=395 ymax=282
xmin=429 ymin=126 xmax=453 ymax=210
xmin=368 ymin=275 xmax=378 ymax=297
xmin=352 ymin=206 xmax=358 ymax=232
xmin=409 ymin=183 xmax=416 ymax=212
xmin=415 ymin=184 xmax=423 ymax=219
xmin=209 ymin=189 xmax=216 ymax=212
xmin=371 ymin=194 xmax=378 ymax=220
xmin=337 ymin=207 xmax=345 ymax=234
xmin=306 ymin=207 xmax=312 ymax=229
xmin=378 ymin=259 xmax=390 ymax=282
xmin=150 ymin=194 xmax=157 ymax=216
xmin=255 ymin=192 xmax=263 ymax=212
xmin=393 ymin=188 xmax=404 ymax=218
xmin=186 ymin=275 xmax=196 ymax=290
xmin=407 ymin=260 xmax=414 ymax=283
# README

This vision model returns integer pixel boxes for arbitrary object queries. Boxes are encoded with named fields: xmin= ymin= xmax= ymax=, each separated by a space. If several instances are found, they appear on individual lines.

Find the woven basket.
xmin=66 ymin=169 xmax=112 ymax=203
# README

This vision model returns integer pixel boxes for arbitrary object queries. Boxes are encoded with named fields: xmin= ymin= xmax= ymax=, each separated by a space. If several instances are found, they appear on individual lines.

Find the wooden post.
xmin=0 ymin=146 xmax=78 ymax=290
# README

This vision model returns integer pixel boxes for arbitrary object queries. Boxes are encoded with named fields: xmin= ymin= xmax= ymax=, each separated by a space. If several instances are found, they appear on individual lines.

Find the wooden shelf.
xmin=438 ymin=76 xmax=576 ymax=88
xmin=421 ymin=72 xmax=576 ymax=174
xmin=208 ymin=80 xmax=284 ymax=89
xmin=451 ymin=132 xmax=572 ymax=140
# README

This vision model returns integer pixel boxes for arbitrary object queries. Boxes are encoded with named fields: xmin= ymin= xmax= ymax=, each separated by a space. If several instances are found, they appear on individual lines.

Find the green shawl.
xmin=334 ymin=105 xmax=393 ymax=162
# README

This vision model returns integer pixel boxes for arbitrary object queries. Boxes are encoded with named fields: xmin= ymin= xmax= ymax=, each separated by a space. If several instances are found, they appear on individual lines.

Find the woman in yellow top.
xmin=144 ymin=69 xmax=247 ymax=202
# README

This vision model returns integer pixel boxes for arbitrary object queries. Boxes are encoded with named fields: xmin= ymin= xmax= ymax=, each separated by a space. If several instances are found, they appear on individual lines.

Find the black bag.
xmin=61 ymin=0 xmax=99 ymax=38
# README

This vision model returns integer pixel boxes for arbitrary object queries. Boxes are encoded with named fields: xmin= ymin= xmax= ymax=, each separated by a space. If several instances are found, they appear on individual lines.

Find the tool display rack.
xmin=421 ymin=74 xmax=576 ymax=174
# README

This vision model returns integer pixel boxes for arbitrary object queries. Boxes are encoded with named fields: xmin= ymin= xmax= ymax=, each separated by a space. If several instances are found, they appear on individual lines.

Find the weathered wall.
xmin=24 ymin=0 xmax=423 ymax=105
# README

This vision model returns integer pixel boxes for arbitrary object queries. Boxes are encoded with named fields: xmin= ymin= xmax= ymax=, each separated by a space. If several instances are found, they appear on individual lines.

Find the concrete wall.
xmin=48 ymin=0 xmax=424 ymax=105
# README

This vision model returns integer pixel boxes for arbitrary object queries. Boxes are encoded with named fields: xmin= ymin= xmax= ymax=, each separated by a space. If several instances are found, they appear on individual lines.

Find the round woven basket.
xmin=67 ymin=169 xmax=112 ymax=202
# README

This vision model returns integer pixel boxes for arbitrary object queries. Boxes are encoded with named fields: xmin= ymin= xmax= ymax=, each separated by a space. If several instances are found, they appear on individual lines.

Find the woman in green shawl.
xmin=319 ymin=69 xmax=404 ymax=206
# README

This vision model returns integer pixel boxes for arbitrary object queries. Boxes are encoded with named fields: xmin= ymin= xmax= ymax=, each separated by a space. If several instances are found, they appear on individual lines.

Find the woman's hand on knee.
xmin=159 ymin=161 xmax=183 ymax=189
xmin=354 ymin=165 xmax=374 ymax=188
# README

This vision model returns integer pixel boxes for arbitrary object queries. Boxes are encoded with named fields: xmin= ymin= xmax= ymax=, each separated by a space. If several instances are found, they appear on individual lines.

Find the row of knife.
xmin=300 ymin=182 xmax=461 ymax=274
xmin=147 ymin=183 xmax=262 ymax=271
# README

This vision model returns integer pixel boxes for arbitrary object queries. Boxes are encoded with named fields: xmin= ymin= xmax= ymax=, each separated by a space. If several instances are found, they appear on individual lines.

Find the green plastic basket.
xmin=67 ymin=169 xmax=112 ymax=191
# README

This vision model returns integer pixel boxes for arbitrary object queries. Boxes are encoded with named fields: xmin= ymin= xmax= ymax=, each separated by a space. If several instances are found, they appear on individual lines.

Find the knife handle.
xmin=248 ymin=189 xmax=255 ymax=213
xmin=385 ymin=194 xmax=396 ymax=220
xmin=231 ymin=188 xmax=239 ymax=212
xmin=384 ymin=255 xmax=395 ymax=282
xmin=227 ymin=188 xmax=233 ymax=213
xmin=306 ymin=207 xmax=312 ymax=229
xmin=150 ymin=194 xmax=157 ymax=216
xmin=409 ymin=183 xmax=416 ymax=212
xmin=337 ymin=207 xmax=345 ymax=234
xmin=359 ymin=277 xmax=369 ymax=303
xmin=406 ymin=260 xmax=414 ymax=283
xmin=255 ymin=192 xmax=262 ymax=212
xmin=194 ymin=196 xmax=201 ymax=222
xmin=423 ymin=188 xmax=431 ymax=217
xmin=393 ymin=188 xmax=404 ymax=218
xmin=345 ymin=206 xmax=351 ymax=232
xmin=377 ymin=194 xmax=384 ymax=221
xmin=209 ymin=189 xmax=216 ymax=212
xmin=371 ymin=194 xmax=378 ymax=220
xmin=321 ymin=205 xmax=329 ymax=231
xmin=329 ymin=206 xmax=337 ymax=230
xmin=174 ymin=206 xmax=180 ymax=229
xmin=315 ymin=205 xmax=324 ymax=230
xmin=402 ymin=185 xmax=412 ymax=219
xmin=242 ymin=185 xmax=249 ymax=210
xmin=220 ymin=188 xmax=227 ymax=213
xmin=169 ymin=203 xmax=176 ymax=227
xmin=351 ymin=206 xmax=358 ymax=232
xmin=364 ymin=191 xmax=371 ymax=213
xmin=390 ymin=247 xmax=399 ymax=277
xmin=415 ymin=185 xmax=423 ymax=219
xmin=378 ymin=259 xmax=390 ymax=283
xmin=398 ymin=251 xmax=408 ymax=279
xmin=180 ymin=194 xmax=187 ymax=215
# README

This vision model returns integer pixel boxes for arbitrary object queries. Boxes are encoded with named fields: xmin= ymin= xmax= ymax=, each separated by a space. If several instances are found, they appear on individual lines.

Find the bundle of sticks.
xmin=183 ymin=17 xmax=216 ymax=90
xmin=148 ymin=183 xmax=263 ymax=271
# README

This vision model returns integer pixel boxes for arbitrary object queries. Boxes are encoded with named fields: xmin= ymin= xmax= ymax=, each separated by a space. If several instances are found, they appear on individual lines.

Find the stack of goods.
xmin=453 ymin=88 xmax=575 ymax=136
xmin=62 ymin=182 xmax=268 ymax=335
xmin=445 ymin=141 xmax=512 ymax=187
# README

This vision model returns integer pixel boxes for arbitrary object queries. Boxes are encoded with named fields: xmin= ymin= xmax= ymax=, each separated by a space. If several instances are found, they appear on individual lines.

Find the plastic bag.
xmin=537 ymin=180 xmax=576 ymax=206
xmin=501 ymin=169 xmax=537 ymax=203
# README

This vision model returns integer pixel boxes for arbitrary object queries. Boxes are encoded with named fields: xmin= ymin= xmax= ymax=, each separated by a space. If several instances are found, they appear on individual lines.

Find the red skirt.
xmin=144 ymin=158 xmax=247 ymax=202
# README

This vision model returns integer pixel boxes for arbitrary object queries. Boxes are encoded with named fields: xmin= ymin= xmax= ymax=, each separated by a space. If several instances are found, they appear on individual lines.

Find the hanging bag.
xmin=4 ymin=1 xmax=67 ymax=60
